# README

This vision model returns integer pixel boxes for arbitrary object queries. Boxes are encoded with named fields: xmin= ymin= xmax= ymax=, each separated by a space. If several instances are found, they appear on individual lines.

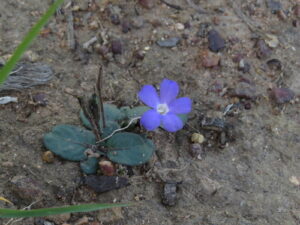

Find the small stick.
xmin=83 ymin=36 xmax=97 ymax=49
xmin=96 ymin=66 xmax=106 ymax=129
xmin=96 ymin=116 xmax=141 ymax=143
xmin=186 ymin=0 xmax=207 ymax=14
xmin=160 ymin=0 xmax=183 ymax=10
xmin=67 ymin=9 xmax=76 ymax=50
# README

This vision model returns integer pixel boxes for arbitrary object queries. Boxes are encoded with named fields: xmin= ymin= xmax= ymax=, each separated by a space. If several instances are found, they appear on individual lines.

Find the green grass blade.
xmin=0 ymin=0 xmax=65 ymax=85
xmin=0 ymin=203 xmax=129 ymax=218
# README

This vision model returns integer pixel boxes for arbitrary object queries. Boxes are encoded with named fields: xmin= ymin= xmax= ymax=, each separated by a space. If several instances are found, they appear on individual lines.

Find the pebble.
xmin=45 ymin=213 xmax=71 ymax=224
xmin=270 ymin=87 xmax=295 ymax=104
xmin=10 ymin=176 xmax=46 ymax=203
xmin=24 ymin=50 xmax=39 ymax=62
xmin=111 ymin=40 xmax=123 ymax=54
xmin=191 ymin=133 xmax=205 ymax=144
xmin=42 ymin=151 xmax=55 ymax=163
xmin=83 ymin=175 xmax=129 ymax=193
xmin=110 ymin=14 xmax=120 ymax=25
xmin=197 ymin=23 xmax=211 ymax=38
xmin=264 ymin=34 xmax=279 ymax=48
xmin=266 ymin=58 xmax=282 ymax=71
xmin=157 ymin=37 xmax=180 ymax=48
xmin=209 ymin=80 xmax=224 ymax=93
xmin=232 ymin=82 xmax=257 ymax=99
xmin=190 ymin=143 xmax=204 ymax=160
xmin=99 ymin=160 xmax=115 ymax=176
xmin=208 ymin=29 xmax=226 ymax=52
xmin=175 ymin=23 xmax=185 ymax=30
xmin=266 ymin=0 xmax=282 ymax=13
xmin=139 ymin=0 xmax=155 ymax=9
xmin=33 ymin=93 xmax=48 ymax=106
xmin=238 ymin=59 xmax=251 ymax=73
xmin=121 ymin=20 xmax=131 ymax=33
xmin=256 ymin=40 xmax=272 ymax=59
xmin=294 ymin=4 xmax=300 ymax=18
xmin=201 ymin=117 xmax=226 ymax=132
xmin=201 ymin=49 xmax=220 ymax=68
xmin=162 ymin=182 xmax=178 ymax=206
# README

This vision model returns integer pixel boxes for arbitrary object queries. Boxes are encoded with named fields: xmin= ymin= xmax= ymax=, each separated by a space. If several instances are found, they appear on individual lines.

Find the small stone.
xmin=133 ymin=50 xmax=146 ymax=60
xmin=208 ymin=29 xmax=226 ymax=52
xmin=233 ymin=82 xmax=257 ymax=99
xmin=191 ymin=133 xmax=205 ymax=144
xmin=42 ymin=151 xmax=55 ymax=163
xmin=10 ymin=176 xmax=46 ymax=203
xmin=139 ymin=0 xmax=155 ymax=9
xmin=266 ymin=0 xmax=282 ymax=13
xmin=238 ymin=59 xmax=251 ymax=73
xmin=267 ymin=58 xmax=282 ymax=71
xmin=97 ymin=207 xmax=124 ymax=224
xmin=197 ymin=23 xmax=211 ymax=38
xmin=209 ymin=80 xmax=224 ymax=93
xmin=264 ymin=34 xmax=279 ymax=48
xmin=45 ymin=213 xmax=71 ymax=224
xmin=89 ymin=20 xmax=99 ymax=29
xmin=111 ymin=40 xmax=123 ymax=54
xmin=200 ymin=176 xmax=221 ymax=195
xmin=277 ymin=10 xmax=287 ymax=20
xmin=99 ymin=160 xmax=115 ymax=176
xmin=292 ymin=20 xmax=299 ymax=27
xmin=256 ymin=40 xmax=272 ymax=59
xmin=162 ymin=182 xmax=178 ymax=206
xmin=131 ymin=17 xmax=144 ymax=29
xmin=33 ymin=93 xmax=48 ymax=106
xmin=24 ymin=50 xmax=39 ymax=62
xmin=190 ymin=143 xmax=204 ymax=160
xmin=121 ymin=20 xmax=131 ymax=33
xmin=175 ymin=23 xmax=185 ymax=30
xmin=157 ymin=37 xmax=180 ymax=48
xmin=294 ymin=4 xmax=300 ymax=18
xmin=289 ymin=176 xmax=300 ymax=186
xmin=74 ymin=216 xmax=89 ymax=225
xmin=270 ymin=87 xmax=295 ymax=104
xmin=83 ymin=175 xmax=129 ymax=193
xmin=201 ymin=49 xmax=220 ymax=68
xmin=110 ymin=14 xmax=120 ymax=25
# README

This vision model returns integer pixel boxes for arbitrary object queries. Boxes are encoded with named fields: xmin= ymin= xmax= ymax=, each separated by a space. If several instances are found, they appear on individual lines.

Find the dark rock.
xmin=201 ymin=117 xmax=226 ymax=132
xmin=256 ymin=40 xmax=272 ymax=59
xmin=157 ymin=37 xmax=180 ymax=48
xmin=197 ymin=23 xmax=211 ymax=38
xmin=83 ymin=175 xmax=129 ymax=193
xmin=266 ymin=0 xmax=282 ymax=13
xmin=190 ymin=143 xmax=204 ymax=160
xmin=33 ymin=93 xmax=48 ymax=106
xmin=10 ymin=176 xmax=46 ymax=203
xmin=139 ymin=0 xmax=155 ymax=9
xmin=111 ymin=40 xmax=123 ymax=54
xmin=238 ymin=59 xmax=251 ymax=73
xmin=267 ymin=58 xmax=282 ymax=71
xmin=121 ymin=20 xmax=131 ymax=33
xmin=133 ymin=50 xmax=145 ymax=60
xmin=110 ymin=14 xmax=120 ymax=25
xmin=162 ymin=182 xmax=178 ymax=206
xmin=208 ymin=29 xmax=226 ymax=52
xmin=244 ymin=102 xmax=252 ymax=110
xmin=270 ymin=87 xmax=295 ymax=104
xmin=184 ymin=21 xmax=191 ymax=29
xmin=232 ymin=82 xmax=257 ymax=99
xmin=292 ymin=20 xmax=299 ymax=27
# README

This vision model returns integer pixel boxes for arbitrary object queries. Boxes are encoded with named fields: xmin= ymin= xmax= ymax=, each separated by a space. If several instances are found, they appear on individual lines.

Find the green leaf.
xmin=106 ymin=132 xmax=155 ymax=166
xmin=0 ymin=0 xmax=65 ymax=86
xmin=0 ymin=203 xmax=129 ymax=218
xmin=177 ymin=114 xmax=188 ymax=124
xmin=80 ymin=157 xmax=99 ymax=175
xmin=43 ymin=125 xmax=96 ymax=161
xmin=80 ymin=103 xmax=124 ymax=128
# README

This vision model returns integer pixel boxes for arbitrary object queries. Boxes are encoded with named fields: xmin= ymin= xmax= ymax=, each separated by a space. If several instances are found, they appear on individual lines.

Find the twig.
xmin=9 ymin=66 xmax=23 ymax=75
xmin=160 ymin=0 xmax=182 ymax=10
xmin=96 ymin=66 xmax=106 ymax=129
xmin=83 ymin=36 xmax=98 ymax=49
xmin=67 ymin=9 xmax=76 ymax=50
xmin=186 ymin=0 xmax=207 ymax=14
xmin=96 ymin=116 xmax=141 ymax=143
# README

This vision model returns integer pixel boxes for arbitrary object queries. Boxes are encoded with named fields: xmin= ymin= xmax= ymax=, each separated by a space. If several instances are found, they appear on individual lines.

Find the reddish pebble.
xmin=232 ymin=82 xmax=256 ymax=99
xmin=209 ymin=80 xmax=224 ymax=93
xmin=270 ymin=87 xmax=295 ymax=104
xmin=201 ymin=49 xmax=220 ymax=68
xmin=256 ymin=40 xmax=272 ymax=59
xmin=139 ymin=0 xmax=155 ymax=9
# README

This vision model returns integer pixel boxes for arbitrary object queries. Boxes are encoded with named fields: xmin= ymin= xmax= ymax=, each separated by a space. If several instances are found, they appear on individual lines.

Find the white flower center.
xmin=157 ymin=103 xmax=169 ymax=115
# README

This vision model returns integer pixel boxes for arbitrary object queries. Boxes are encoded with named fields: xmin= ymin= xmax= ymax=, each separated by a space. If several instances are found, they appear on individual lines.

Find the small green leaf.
xmin=106 ymin=132 xmax=155 ymax=166
xmin=80 ymin=157 xmax=99 ymax=174
xmin=0 ymin=203 xmax=129 ymax=218
xmin=177 ymin=114 xmax=188 ymax=124
xmin=43 ymin=125 xmax=96 ymax=161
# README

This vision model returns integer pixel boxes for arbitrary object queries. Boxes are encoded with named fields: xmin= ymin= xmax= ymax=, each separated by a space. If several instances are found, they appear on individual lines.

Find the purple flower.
xmin=138 ymin=79 xmax=192 ymax=132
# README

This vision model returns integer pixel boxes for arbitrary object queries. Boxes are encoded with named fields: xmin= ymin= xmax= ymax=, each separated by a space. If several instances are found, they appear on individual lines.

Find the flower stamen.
xmin=157 ymin=103 xmax=169 ymax=115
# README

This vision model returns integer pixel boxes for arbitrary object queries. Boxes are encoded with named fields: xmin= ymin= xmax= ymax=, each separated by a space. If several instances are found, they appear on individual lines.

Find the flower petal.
xmin=162 ymin=113 xmax=183 ymax=132
xmin=160 ymin=79 xmax=179 ymax=104
xmin=140 ymin=109 xmax=161 ymax=131
xmin=138 ymin=85 xmax=160 ymax=108
xmin=169 ymin=97 xmax=192 ymax=114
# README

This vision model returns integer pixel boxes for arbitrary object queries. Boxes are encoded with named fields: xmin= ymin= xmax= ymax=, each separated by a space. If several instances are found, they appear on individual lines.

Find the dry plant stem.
xmin=96 ymin=116 xmax=141 ymax=144
xmin=160 ymin=0 xmax=183 ymax=10
xmin=186 ymin=0 xmax=207 ymax=14
xmin=78 ymin=97 xmax=101 ymax=141
xmin=97 ymin=66 xmax=106 ymax=129
xmin=67 ymin=6 xmax=76 ymax=50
